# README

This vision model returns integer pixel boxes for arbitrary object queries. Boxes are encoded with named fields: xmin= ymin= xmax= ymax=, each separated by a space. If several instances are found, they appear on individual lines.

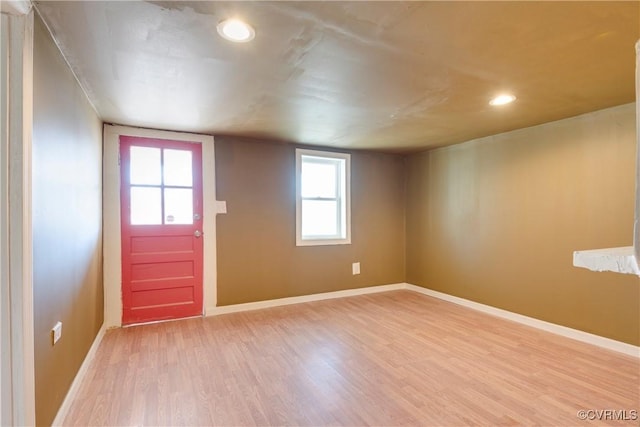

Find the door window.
xmin=128 ymin=146 xmax=194 ymax=225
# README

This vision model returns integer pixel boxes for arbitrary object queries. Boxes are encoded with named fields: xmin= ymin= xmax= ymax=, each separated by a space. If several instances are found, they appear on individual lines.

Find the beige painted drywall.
xmin=406 ymin=103 xmax=639 ymax=346
xmin=32 ymin=12 xmax=103 ymax=425
xmin=215 ymin=137 xmax=406 ymax=305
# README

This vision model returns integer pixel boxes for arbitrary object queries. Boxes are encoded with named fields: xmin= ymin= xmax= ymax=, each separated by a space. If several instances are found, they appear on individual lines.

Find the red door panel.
xmin=120 ymin=136 xmax=203 ymax=325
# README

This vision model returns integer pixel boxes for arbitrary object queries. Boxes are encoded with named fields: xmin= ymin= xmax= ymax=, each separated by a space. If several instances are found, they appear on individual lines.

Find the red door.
xmin=120 ymin=136 xmax=203 ymax=325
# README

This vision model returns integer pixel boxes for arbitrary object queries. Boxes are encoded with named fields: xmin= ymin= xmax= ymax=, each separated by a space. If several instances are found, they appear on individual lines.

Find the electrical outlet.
xmin=352 ymin=262 xmax=360 ymax=275
xmin=52 ymin=321 xmax=62 ymax=345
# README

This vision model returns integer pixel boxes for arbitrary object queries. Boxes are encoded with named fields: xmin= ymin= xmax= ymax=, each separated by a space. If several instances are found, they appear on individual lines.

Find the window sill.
xmin=296 ymin=238 xmax=351 ymax=247
xmin=573 ymin=246 xmax=640 ymax=276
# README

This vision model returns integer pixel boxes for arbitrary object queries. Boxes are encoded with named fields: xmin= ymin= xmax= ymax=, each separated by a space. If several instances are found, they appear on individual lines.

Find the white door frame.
xmin=103 ymin=125 xmax=217 ymax=327
xmin=0 ymin=7 xmax=36 ymax=427
xmin=634 ymin=40 xmax=639 ymax=261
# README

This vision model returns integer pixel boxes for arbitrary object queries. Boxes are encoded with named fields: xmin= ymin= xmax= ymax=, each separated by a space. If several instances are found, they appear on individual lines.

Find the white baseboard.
xmin=52 ymin=324 xmax=107 ymax=426
xmin=206 ymin=283 xmax=405 ymax=316
xmin=206 ymin=282 xmax=638 ymax=357
xmin=404 ymin=284 xmax=640 ymax=358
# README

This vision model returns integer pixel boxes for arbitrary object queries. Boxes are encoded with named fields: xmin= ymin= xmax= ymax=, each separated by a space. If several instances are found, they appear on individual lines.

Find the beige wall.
xmin=406 ymin=103 xmax=639 ymax=346
xmin=215 ymin=136 xmax=406 ymax=305
xmin=32 ymin=13 xmax=103 ymax=425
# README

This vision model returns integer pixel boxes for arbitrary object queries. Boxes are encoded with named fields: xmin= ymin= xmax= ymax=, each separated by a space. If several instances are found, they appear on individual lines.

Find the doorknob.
xmin=194 ymin=230 xmax=202 ymax=238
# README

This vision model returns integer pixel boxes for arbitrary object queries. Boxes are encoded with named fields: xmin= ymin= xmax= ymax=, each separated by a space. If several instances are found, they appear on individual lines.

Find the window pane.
xmin=130 ymin=146 xmax=161 ymax=185
xmin=302 ymin=200 xmax=338 ymax=237
xmin=164 ymin=149 xmax=193 ymax=186
xmin=301 ymin=159 xmax=337 ymax=198
xmin=131 ymin=187 xmax=162 ymax=225
xmin=164 ymin=188 xmax=193 ymax=224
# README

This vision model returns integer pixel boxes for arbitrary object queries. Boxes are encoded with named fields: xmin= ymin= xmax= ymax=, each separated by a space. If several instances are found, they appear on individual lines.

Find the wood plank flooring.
xmin=63 ymin=291 xmax=639 ymax=426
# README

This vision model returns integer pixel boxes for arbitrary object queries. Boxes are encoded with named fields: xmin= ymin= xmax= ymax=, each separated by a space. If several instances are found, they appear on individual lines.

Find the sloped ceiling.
xmin=34 ymin=1 xmax=639 ymax=152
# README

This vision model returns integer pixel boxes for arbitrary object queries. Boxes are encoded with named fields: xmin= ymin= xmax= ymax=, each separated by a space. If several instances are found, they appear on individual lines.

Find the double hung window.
xmin=295 ymin=149 xmax=351 ymax=246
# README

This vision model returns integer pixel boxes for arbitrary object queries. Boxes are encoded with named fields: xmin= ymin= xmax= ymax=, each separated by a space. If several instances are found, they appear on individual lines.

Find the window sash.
xmin=301 ymin=197 xmax=342 ymax=239
xmin=300 ymin=156 xmax=340 ymax=199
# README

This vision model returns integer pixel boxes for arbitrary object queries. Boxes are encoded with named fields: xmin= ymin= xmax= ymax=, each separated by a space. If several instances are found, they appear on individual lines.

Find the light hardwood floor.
xmin=63 ymin=291 xmax=639 ymax=426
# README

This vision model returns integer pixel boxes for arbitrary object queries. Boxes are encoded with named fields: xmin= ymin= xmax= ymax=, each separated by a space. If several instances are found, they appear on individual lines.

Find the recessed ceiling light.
xmin=489 ymin=94 xmax=516 ymax=106
xmin=217 ymin=19 xmax=255 ymax=43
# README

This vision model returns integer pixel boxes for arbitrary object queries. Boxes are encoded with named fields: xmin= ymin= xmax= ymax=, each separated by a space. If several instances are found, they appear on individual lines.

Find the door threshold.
xmin=122 ymin=314 xmax=204 ymax=328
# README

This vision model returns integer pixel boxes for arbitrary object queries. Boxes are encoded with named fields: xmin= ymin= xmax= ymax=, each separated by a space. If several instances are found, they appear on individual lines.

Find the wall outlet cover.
xmin=52 ymin=321 xmax=62 ymax=345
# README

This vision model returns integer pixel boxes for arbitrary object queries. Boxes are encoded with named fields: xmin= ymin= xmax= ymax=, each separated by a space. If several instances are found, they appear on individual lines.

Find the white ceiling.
xmin=34 ymin=1 xmax=639 ymax=152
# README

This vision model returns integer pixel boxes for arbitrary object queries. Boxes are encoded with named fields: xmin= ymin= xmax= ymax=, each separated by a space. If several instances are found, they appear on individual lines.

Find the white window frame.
xmin=296 ymin=148 xmax=351 ymax=246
